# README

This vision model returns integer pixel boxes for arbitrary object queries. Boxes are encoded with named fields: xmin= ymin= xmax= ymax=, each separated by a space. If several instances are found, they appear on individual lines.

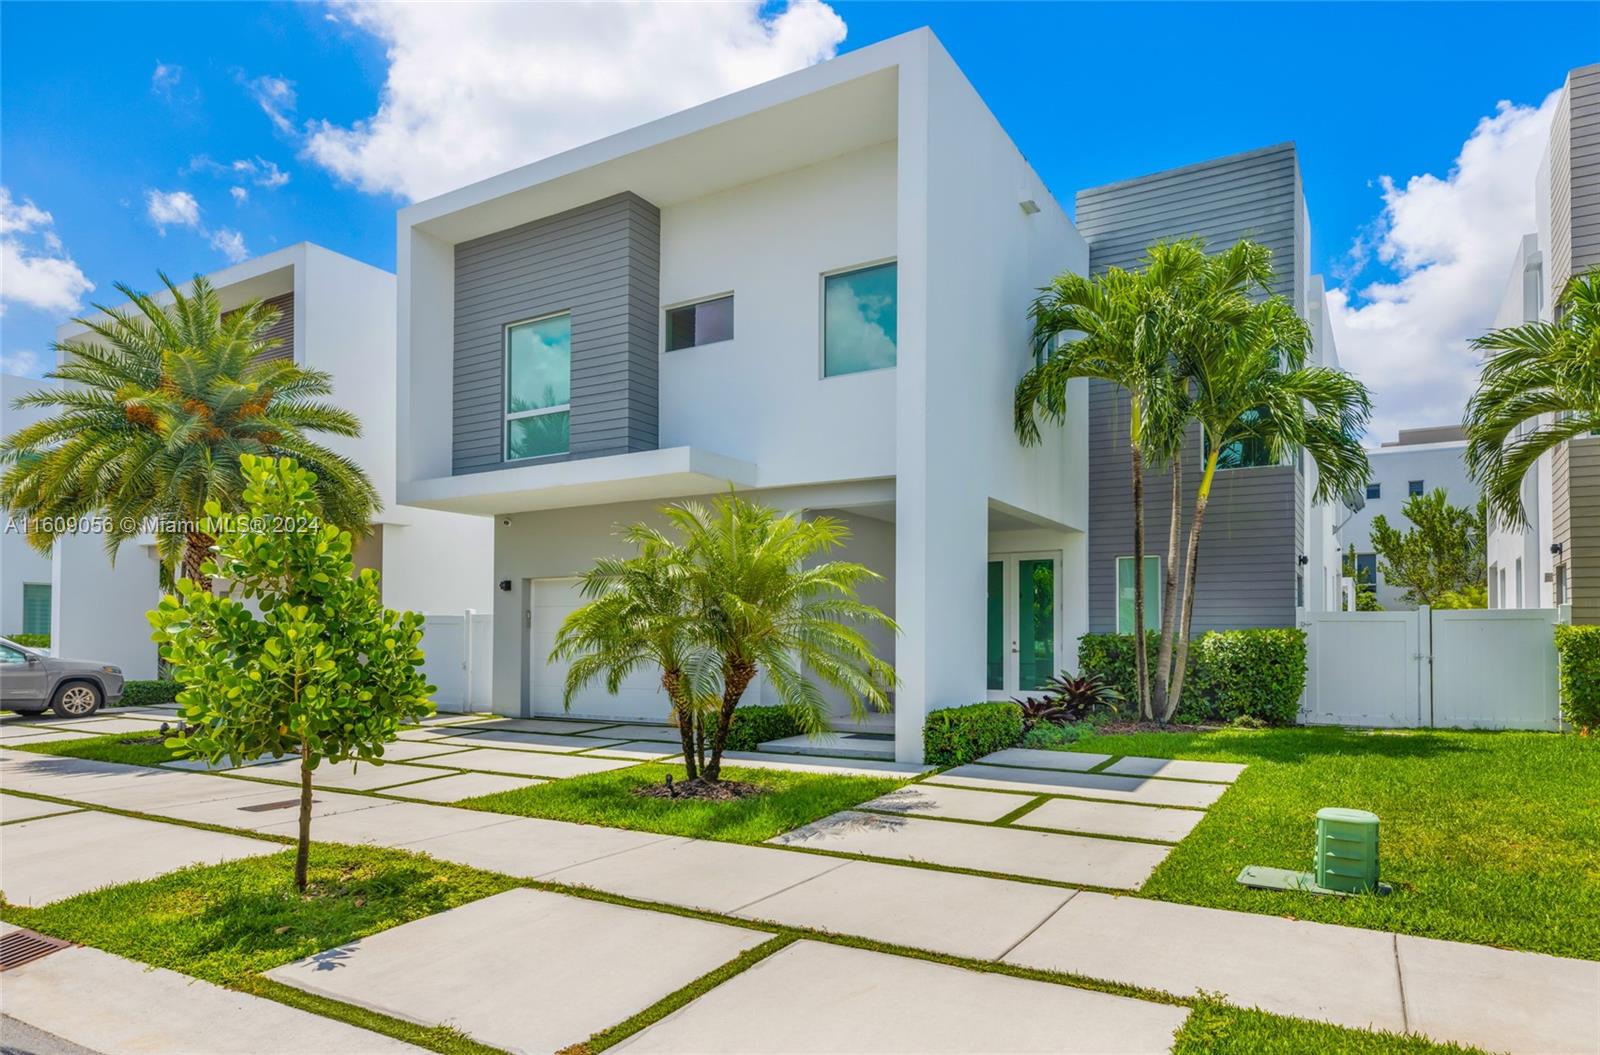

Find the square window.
xmin=1115 ymin=556 xmax=1161 ymax=634
xmin=505 ymin=314 xmax=572 ymax=461
xmin=1365 ymin=482 xmax=1381 ymax=500
xmin=1408 ymin=480 xmax=1425 ymax=496
xmin=665 ymin=296 xmax=733 ymax=351
xmin=823 ymin=262 xmax=897 ymax=377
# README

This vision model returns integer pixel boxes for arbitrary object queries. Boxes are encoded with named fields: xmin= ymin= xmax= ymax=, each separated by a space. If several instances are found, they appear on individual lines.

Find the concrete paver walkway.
xmin=930 ymin=764 xmax=1228 ymax=807
xmin=1 ymin=924 xmax=427 ymax=1054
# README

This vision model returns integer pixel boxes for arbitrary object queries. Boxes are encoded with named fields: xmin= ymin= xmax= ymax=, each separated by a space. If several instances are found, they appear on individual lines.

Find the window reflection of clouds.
xmin=824 ymin=263 xmax=896 ymax=376
xmin=508 ymin=315 xmax=571 ymax=413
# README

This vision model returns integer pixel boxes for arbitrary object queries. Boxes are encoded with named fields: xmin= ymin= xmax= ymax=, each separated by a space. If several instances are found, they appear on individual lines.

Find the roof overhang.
xmin=398 ymin=446 xmax=758 ymax=516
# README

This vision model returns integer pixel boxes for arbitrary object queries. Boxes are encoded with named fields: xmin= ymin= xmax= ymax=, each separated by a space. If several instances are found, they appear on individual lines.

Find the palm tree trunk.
xmin=704 ymin=659 xmax=756 ymax=783
xmin=1130 ymin=435 xmax=1151 ymax=720
xmin=183 ymin=531 xmax=215 ymax=592
xmin=295 ymin=737 xmax=312 ymax=892
xmin=664 ymin=671 xmax=698 ymax=781
xmin=1164 ymin=450 xmax=1219 ymax=723
xmin=1152 ymin=457 xmax=1183 ymax=719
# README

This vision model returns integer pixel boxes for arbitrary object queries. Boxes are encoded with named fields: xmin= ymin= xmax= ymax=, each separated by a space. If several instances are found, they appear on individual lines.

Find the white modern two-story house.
xmin=396 ymin=30 xmax=1089 ymax=763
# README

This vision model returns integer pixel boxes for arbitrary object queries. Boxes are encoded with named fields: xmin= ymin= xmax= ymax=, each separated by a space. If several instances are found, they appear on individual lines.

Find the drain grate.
xmin=0 ymin=928 xmax=72 ymax=971
xmin=238 ymin=798 xmax=304 ymax=813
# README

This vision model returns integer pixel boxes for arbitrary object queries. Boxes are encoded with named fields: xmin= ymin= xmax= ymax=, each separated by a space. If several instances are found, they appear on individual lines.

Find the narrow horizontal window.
xmin=665 ymin=296 xmax=733 ymax=351
xmin=824 ymin=262 xmax=897 ymax=377
xmin=505 ymin=313 xmax=571 ymax=461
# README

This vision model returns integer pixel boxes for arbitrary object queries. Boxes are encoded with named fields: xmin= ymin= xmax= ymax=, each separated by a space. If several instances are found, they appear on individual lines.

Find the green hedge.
xmin=723 ymin=705 xmax=807 ymax=751
xmin=8 ymin=632 xmax=50 ymax=648
xmin=1555 ymin=625 xmax=1600 ymax=732
xmin=923 ymin=701 xmax=1023 ymax=767
xmin=119 ymin=680 xmax=181 ymax=708
xmin=1077 ymin=628 xmax=1307 ymax=726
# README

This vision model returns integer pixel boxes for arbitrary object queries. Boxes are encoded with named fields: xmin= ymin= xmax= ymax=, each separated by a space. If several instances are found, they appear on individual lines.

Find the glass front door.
xmin=987 ymin=552 xmax=1061 ymax=697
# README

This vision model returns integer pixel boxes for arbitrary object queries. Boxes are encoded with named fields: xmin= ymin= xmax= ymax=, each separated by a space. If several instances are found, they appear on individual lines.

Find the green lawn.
xmin=1171 ymin=999 xmax=1482 ymax=1055
xmin=11 ymin=731 xmax=183 ymax=767
xmin=1061 ymin=726 xmax=1600 ymax=959
xmin=460 ymin=762 xmax=908 ymax=844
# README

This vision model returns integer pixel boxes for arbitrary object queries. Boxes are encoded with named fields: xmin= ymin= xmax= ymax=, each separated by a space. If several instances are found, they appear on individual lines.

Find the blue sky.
xmin=2 ymin=1 xmax=1595 ymax=438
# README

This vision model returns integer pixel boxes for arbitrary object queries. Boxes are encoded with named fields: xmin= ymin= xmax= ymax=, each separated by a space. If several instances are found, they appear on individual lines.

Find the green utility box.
xmin=1315 ymin=807 xmax=1380 ymax=893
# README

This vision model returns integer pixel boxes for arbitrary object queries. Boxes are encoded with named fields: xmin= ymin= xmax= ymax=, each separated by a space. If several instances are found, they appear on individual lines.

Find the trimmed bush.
xmin=8 ymin=632 xmax=49 ymax=649
xmin=723 ymin=705 xmax=807 ymax=751
xmin=923 ymin=701 xmax=1022 ymax=767
xmin=1192 ymin=628 xmax=1307 ymax=726
xmin=119 ymin=680 xmax=181 ymax=708
xmin=1555 ymin=625 xmax=1600 ymax=732
xmin=1077 ymin=631 xmax=1200 ymax=708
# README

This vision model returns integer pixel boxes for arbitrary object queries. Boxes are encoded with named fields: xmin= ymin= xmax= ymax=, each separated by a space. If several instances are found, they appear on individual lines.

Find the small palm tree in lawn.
xmin=1016 ymin=257 xmax=1191 ymax=720
xmin=1165 ymin=291 xmax=1371 ymax=720
xmin=1465 ymin=268 xmax=1600 ymax=528
xmin=0 ymin=275 xmax=379 ymax=589
xmin=550 ymin=526 xmax=721 ymax=780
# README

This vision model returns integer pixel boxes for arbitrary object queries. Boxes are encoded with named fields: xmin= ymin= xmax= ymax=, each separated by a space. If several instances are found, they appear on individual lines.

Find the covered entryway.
xmin=528 ymin=577 xmax=669 ymax=721
xmin=986 ymin=551 xmax=1063 ymax=698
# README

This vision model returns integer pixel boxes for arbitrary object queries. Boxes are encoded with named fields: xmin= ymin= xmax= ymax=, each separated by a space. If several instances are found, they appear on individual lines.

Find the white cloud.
xmin=189 ymin=155 xmax=291 ymax=190
xmin=230 ymin=186 xmax=249 ymax=204
xmin=0 ymin=348 xmax=43 ymax=376
xmin=0 ymin=187 xmax=94 ymax=316
xmin=145 ymin=188 xmax=202 ymax=232
xmin=248 ymin=75 xmax=297 ymax=134
xmin=151 ymin=61 xmax=183 ymax=97
xmin=1329 ymin=93 xmax=1559 ymax=443
xmin=302 ymin=0 xmax=846 ymax=201
xmin=209 ymin=227 xmax=249 ymax=263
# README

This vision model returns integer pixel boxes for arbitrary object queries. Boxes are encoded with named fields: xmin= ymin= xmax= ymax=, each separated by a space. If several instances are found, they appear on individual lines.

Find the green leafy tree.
xmin=555 ymin=494 xmax=896 ymax=785
xmin=1342 ymin=544 xmax=1383 ymax=611
xmin=1 ymin=275 xmax=379 ymax=589
xmin=1465 ymin=268 xmax=1600 ymax=527
xmin=148 ymin=456 xmax=431 ymax=891
xmin=1369 ymin=489 xmax=1487 ymax=608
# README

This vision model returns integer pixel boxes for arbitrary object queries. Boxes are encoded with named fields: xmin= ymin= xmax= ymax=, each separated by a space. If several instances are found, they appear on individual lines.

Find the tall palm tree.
xmin=1015 ymin=266 xmax=1183 ymax=718
xmin=1465 ymin=268 xmax=1600 ymax=527
xmin=1166 ymin=292 xmax=1371 ymax=719
xmin=0 ymin=275 xmax=379 ymax=588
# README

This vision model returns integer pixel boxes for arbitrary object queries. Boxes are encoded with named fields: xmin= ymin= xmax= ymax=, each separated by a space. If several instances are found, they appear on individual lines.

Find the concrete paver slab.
xmin=5 ymin=941 xmax=427 ymax=1054
xmin=468 ymin=717 xmax=617 ymax=735
xmin=384 ymin=772 xmax=545 ymax=802
xmin=1 ymin=792 xmax=80 ymax=823
xmin=1004 ymin=892 xmax=1406 ymax=1033
xmin=771 ymin=811 xmax=1170 ymax=889
xmin=405 ymin=815 xmax=678 ymax=876
xmin=0 ymin=755 xmax=264 ymax=812
xmin=161 ymin=752 xmax=284 ymax=772
xmin=716 ymin=751 xmax=930 ymax=778
xmin=53 ymin=717 xmax=168 ymax=735
xmin=976 ymin=748 xmax=1112 ymax=771
xmin=396 ymin=727 xmax=478 ymax=742
xmin=371 ymin=740 xmax=479 ymax=763
xmin=615 ymin=940 xmax=1188 ymax=1054
xmin=583 ymin=741 xmax=680 ymax=761
xmin=266 ymin=887 xmax=770 ymax=1055
xmin=254 ymin=800 xmax=516 ymax=847
xmin=0 ymin=809 xmax=278 ymax=905
xmin=545 ymin=836 xmax=848 ymax=913
xmin=0 ymin=726 xmax=96 ymax=743
xmin=158 ymin=786 xmax=390 ymax=831
xmin=1022 ymin=798 xmax=1207 ymax=843
xmin=757 ymin=732 xmax=894 ymax=760
xmin=929 ymin=765 xmax=1227 ymax=808
xmin=857 ymin=783 xmax=1032 ymax=822
xmin=431 ymin=730 xmax=625 ymax=753
xmin=420 ymin=748 xmax=638 ymax=779
xmin=1395 ymin=933 xmax=1600 ymax=1055
xmin=574 ymin=723 xmax=681 ymax=743
xmin=736 ymin=860 xmax=1076 ymax=960
xmin=1103 ymin=756 xmax=1247 ymax=783
xmin=239 ymin=757 xmax=446 ymax=791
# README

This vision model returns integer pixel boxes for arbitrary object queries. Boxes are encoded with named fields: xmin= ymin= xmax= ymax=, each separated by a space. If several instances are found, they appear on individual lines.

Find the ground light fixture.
xmin=1236 ymin=807 xmax=1392 ymax=897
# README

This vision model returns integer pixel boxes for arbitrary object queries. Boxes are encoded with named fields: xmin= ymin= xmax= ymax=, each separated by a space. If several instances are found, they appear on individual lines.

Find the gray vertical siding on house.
xmin=452 ymin=192 xmax=660 ymax=474
xmin=1076 ymin=144 xmax=1303 ymax=633
xmin=1567 ymin=65 xmax=1600 ymax=282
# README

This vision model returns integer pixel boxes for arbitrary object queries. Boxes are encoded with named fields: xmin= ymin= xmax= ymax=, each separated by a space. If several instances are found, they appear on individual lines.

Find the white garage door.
xmin=529 ymin=578 xmax=670 ymax=721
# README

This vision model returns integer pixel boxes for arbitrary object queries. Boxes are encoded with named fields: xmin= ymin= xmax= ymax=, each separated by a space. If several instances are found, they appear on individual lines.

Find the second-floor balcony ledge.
xmin=398 ymin=447 xmax=759 ymax=516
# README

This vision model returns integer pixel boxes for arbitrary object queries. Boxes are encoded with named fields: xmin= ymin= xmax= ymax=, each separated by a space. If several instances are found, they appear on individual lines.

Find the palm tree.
xmin=1165 ymin=288 xmax=1371 ymax=719
xmin=0 ymin=275 xmax=379 ymax=588
xmin=1465 ymin=268 xmax=1600 ymax=527
xmin=550 ymin=526 xmax=720 ymax=780
xmin=1015 ymin=265 xmax=1183 ymax=718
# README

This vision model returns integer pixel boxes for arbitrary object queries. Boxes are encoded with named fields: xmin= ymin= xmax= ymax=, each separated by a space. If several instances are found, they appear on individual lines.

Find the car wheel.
xmin=51 ymin=681 xmax=102 ymax=719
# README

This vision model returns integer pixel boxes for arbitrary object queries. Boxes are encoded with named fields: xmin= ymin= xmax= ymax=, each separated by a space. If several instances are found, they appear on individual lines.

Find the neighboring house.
xmin=1 ymin=373 xmax=61 ymax=642
xmin=46 ymin=243 xmax=494 ymax=678
xmin=1073 ymin=144 xmax=1350 ymax=634
xmin=1486 ymin=62 xmax=1600 ymax=622
xmin=395 ymin=30 xmax=1090 ymax=762
xmin=1337 ymin=426 xmax=1477 ymax=610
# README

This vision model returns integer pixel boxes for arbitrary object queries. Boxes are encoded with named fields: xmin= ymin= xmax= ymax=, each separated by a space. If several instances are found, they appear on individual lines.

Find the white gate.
xmin=1301 ymin=606 xmax=1563 ymax=731
xmin=420 ymin=611 xmax=493 ymax=713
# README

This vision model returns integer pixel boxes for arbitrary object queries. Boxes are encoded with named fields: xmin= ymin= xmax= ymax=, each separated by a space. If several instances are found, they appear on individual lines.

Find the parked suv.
xmin=0 ymin=637 xmax=124 ymax=718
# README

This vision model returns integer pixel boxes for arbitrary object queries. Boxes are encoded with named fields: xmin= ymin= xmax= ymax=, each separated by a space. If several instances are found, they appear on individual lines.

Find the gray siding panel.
xmin=243 ymin=292 xmax=294 ymax=365
xmin=452 ymin=192 xmax=660 ymax=474
xmin=1076 ymin=145 xmax=1303 ymax=632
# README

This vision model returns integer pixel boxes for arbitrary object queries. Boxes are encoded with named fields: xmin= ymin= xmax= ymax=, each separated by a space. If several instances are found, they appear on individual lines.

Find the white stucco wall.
xmin=1339 ymin=441 xmax=1478 ymax=609
xmin=1 ymin=373 xmax=59 ymax=640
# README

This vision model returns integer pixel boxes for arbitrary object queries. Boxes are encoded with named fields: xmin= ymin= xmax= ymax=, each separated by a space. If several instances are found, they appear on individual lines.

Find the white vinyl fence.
xmin=419 ymin=611 xmax=493 ymax=713
xmin=1300 ymin=606 xmax=1565 ymax=731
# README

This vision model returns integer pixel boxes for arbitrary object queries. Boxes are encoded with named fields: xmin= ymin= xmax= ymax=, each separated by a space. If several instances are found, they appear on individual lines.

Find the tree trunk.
xmin=294 ymin=738 xmax=312 ymax=892
xmin=704 ymin=659 xmax=756 ymax=783
xmin=1130 ymin=437 xmax=1151 ymax=720
xmin=664 ymin=671 xmax=698 ymax=781
xmin=1152 ymin=458 xmax=1183 ymax=721
xmin=183 ymin=532 xmax=215 ymax=593
xmin=1164 ymin=451 xmax=1219 ymax=723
